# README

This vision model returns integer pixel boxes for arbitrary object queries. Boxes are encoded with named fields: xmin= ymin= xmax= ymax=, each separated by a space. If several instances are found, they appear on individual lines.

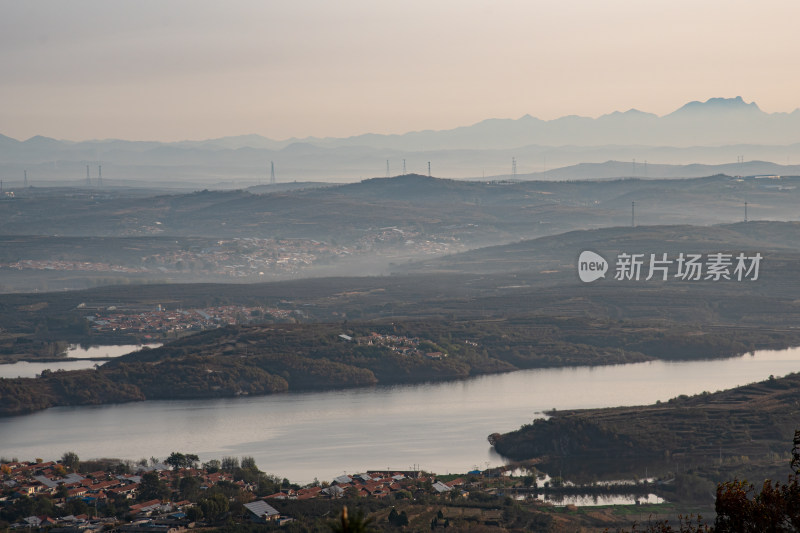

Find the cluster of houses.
xmin=0 ymin=460 xmax=242 ymax=530
xmin=86 ymin=305 xmax=288 ymax=334
xmin=5 ymin=260 xmax=146 ymax=274
xmin=265 ymin=471 xmax=467 ymax=502
xmin=145 ymin=237 xmax=355 ymax=278
xmin=1 ymin=460 xmax=475 ymax=530
xmin=341 ymin=332 xmax=447 ymax=360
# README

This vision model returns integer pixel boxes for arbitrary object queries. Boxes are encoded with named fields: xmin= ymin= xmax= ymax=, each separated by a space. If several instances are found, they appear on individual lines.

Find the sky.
xmin=1 ymin=0 xmax=800 ymax=142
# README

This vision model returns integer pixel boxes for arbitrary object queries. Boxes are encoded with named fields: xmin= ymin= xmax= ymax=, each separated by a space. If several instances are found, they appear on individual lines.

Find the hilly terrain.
xmin=2 ymin=174 xmax=800 ymax=292
xmin=2 ymin=172 xmax=800 ymax=508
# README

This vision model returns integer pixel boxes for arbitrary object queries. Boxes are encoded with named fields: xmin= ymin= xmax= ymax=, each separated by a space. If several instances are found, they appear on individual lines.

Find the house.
xmin=432 ymin=481 xmax=452 ymax=493
xmin=128 ymin=499 xmax=163 ymax=515
xmin=243 ymin=500 xmax=280 ymax=522
xmin=322 ymin=485 xmax=345 ymax=498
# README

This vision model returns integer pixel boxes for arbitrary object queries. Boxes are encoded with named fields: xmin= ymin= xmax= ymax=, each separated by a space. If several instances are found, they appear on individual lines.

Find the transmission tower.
xmin=86 ymin=165 xmax=91 ymax=187
xmin=270 ymin=161 xmax=276 ymax=185
xmin=428 ymin=161 xmax=431 ymax=177
xmin=402 ymin=159 xmax=406 ymax=175
xmin=386 ymin=160 xmax=390 ymax=178
xmin=24 ymin=170 xmax=28 ymax=187
xmin=512 ymin=157 xmax=517 ymax=179
xmin=98 ymin=165 xmax=102 ymax=187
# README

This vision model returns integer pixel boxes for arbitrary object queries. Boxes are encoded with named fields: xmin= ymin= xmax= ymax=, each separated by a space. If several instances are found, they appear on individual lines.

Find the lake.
xmin=1 ymin=347 xmax=799 ymax=484
xmin=0 ymin=344 xmax=162 ymax=379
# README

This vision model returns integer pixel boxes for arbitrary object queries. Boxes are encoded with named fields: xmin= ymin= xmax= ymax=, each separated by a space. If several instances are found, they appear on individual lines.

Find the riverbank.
xmin=491 ymin=368 xmax=800 ymax=492
xmin=4 ymin=318 xmax=799 ymax=418
xmin=4 ymin=346 xmax=800 ymax=485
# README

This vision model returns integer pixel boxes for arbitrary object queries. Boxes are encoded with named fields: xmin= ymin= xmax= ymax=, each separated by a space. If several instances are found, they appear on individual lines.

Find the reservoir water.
xmin=0 ymin=344 xmax=162 ymax=379
xmin=1 ymin=347 xmax=799 ymax=484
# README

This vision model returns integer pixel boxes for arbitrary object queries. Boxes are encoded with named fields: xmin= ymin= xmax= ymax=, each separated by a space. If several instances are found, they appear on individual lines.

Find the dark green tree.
xmin=329 ymin=506 xmax=376 ymax=533
xmin=240 ymin=456 xmax=258 ymax=471
xmin=203 ymin=459 xmax=221 ymax=473
xmin=61 ymin=451 xmax=80 ymax=471
xmin=199 ymin=493 xmax=229 ymax=523
xmin=178 ymin=476 xmax=201 ymax=500
xmin=138 ymin=471 xmax=170 ymax=501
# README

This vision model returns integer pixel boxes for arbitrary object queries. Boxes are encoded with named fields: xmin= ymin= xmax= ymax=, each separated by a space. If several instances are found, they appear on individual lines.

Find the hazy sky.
xmin=2 ymin=0 xmax=799 ymax=142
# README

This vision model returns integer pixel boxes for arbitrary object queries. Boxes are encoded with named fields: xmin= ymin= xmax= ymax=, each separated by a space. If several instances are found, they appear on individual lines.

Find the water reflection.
xmin=0 ymin=346 xmax=799 ymax=484
xmin=0 ymin=343 xmax=162 ymax=378
xmin=65 ymin=343 xmax=161 ymax=359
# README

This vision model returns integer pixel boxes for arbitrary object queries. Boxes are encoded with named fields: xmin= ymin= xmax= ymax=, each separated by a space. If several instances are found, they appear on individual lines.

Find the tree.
xmin=199 ymin=493 xmax=229 ymax=523
xmin=203 ymin=459 xmax=221 ymax=473
xmin=166 ymin=452 xmax=199 ymax=470
xmin=138 ymin=471 xmax=170 ymax=501
xmin=186 ymin=506 xmax=203 ymax=522
xmin=184 ymin=453 xmax=200 ymax=469
xmin=61 ymin=451 xmax=80 ymax=471
xmin=167 ymin=452 xmax=187 ymax=470
xmin=221 ymin=457 xmax=239 ymax=471
xmin=714 ymin=478 xmax=800 ymax=532
xmin=712 ymin=429 xmax=800 ymax=532
xmin=65 ymin=498 xmax=88 ymax=516
xmin=617 ymin=429 xmax=800 ymax=532
xmin=179 ymin=476 xmax=201 ymax=500
xmin=329 ymin=506 xmax=376 ymax=533
xmin=240 ymin=456 xmax=258 ymax=471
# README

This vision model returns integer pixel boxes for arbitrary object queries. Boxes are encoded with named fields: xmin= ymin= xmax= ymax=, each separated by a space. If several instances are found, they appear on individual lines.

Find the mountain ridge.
xmin=3 ymin=96 xmax=795 ymax=147
xmin=5 ymin=97 xmax=800 ymax=183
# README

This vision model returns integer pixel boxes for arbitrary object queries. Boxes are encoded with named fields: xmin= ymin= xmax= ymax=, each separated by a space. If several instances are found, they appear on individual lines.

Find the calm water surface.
xmin=1 ymin=347 xmax=799 ymax=484
xmin=64 ymin=344 xmax=162 ymax=359
xmin=0 ymin=344 xmax=162 ymax=378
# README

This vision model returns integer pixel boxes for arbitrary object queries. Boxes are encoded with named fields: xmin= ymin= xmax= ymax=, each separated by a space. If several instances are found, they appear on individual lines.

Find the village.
xmin=0 ymin=455 xmax=513 ymax=531
xmin=0 ymin=230 xmax=462 ymax=282
xmin=348 ymin=332 xmax=447 ymax=360
xmin=85 ymin=305 xmax=299 ymax=336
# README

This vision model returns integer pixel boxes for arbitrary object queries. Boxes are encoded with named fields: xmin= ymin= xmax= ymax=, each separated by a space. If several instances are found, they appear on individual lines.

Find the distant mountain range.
xmin=2 ymin=97 xmax=800 ymax=184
